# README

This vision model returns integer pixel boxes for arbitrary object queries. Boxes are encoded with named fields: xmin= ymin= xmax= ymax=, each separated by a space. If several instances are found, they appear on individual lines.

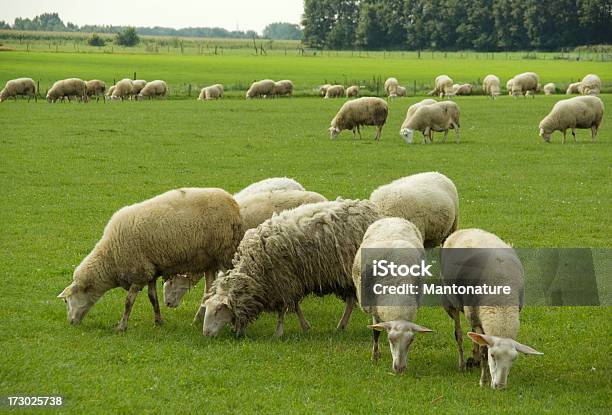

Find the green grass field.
xmin=1 ymin=51 xmax=611 ymax=413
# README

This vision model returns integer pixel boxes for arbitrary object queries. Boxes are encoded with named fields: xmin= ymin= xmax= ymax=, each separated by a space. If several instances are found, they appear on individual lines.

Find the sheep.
xmin=105 ymin=85 xmax=116 ymax=101
xmin=272 ymin=80 xmax=294 ymax=97
xmin=428 ymin=75 xmax=453 ymax=98
xmin=57 ymin=188 xmax=243 ymax=332
xmin=138 ymin=80 xmax=167 ymax=99
xmin=46 ymin=78 xmax=88 ymax=103
xmin=85 ymin=80 xmax=106 ymax=102
xmin=405 ymin=98 xmax=437 ymax=120
xmin=370 ymin=172 xmax=459 ymax=248
xmin=0 ymin=78 xmax=36 ymax=102
xmin=384 ymin=77 xmax=399 ymax=96
xmin=506 ymin=79 xmax=514 ymax=96
xmin=211 ymin=84 xmax=224 ymax=97
xmin=451 ymin=83 xmax=472 ymax=96
xmin=234 ymin=177 xmax=305 ymax=201
xmin=346 ymin=85 xmax=359 ymax=98
xmin=352 ymin=218 xmax=433 ymax=374
xmin=131 ymin=79 xmax=147 ymax=98
xmin=329 ymin=97 xmax=388 ymax=141
xmin=543 ymin=83 xmax=556 ymax=95
xmin=201 ymin=198 xmax=383 ymax=337
xmin=566 ymin=82 xmax=581 ymax=95
xmin=579 ymin=74 xmax=601 ymax=96
xmin=510 ymin=72 xmax=539 ymax=97
xmin=399 ymin=101 xmax=460 ymax=144
xmin=441 ymin=228 xmax=543 ymax=389
xmin=538 ymin=95 xmax=604 ymax=144
xmin=324 ymin=85 xmax=345 ymax=99
xmin=483 ymin=75 xmax=501 ymax=99
xmin=319 ymin=84 xmax=331 ymax=96
xmin=198 ymin=86 xmax=221 ymax=100
xmin=111 ymin=78 xmax=134 ymax=101
xmin=394 ymin=86 xmax=407 ymax=97
xmin=246 ymin=79 xmax=275 ymax=99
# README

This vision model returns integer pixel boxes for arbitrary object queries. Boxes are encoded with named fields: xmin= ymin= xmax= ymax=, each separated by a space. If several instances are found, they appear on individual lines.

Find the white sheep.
xmin=384 ymin=77 xmax=399 ymax=96
xmin=441 ymin=228 xmax=543 ymax=389
xmin=131 ymin=79 xmax=147 ymax=98
xmin=46 ymin=78 xmax=88 ymax=103
xmin=543 ymin=83 xmax=556 ymax=95
xmin=428 ymin=75 xmax=454 ymax=98
xmin=273 ymin=80 xmax=294 ymax=97
xmin=324 ymin=84 xmax=345 ymax=99
xmin=566 ymin=82 xmax=581 ymax=95
xmin=138 ymin=80 xmax=167 ymax=99
xmin=370 ymin=172 xmax=459 ymax=247
xmin=506 ymin=79 xmax=514 ymax=96
xmin=246 ymin=79 xmax=275 ymax=99
xmin=329 ymin=97 xmax=388 ymax=140
xmin=352 ymin=218 xmax=433 ymax=374
xmin=57 ymin=188 xmax=243 ymax=332
xmin=234 ymin=177 xmax=305 ymax=201
xmin=394 ymin=85 xmax=407 ymax=97
xmin=405 ymin=98 xmax=437 ymax=120
xmin=105 ymin=85 xmax=116 ymax=100
xmin=399 ymin=101 xmax=460 ymax=144
xmin=85 ymin=80 xmax=106 ymax=102
xmin=510 ymin=72 xmax=539 ymax=97
xmin=451 ymin=83 xmax=472 ymax=96
xmin=579 ymin=74 xmax=601 ymax=96
xmin=198 ymin=86 xmax=221 ymax=100
xmin=211 ymin=84 xmax=224 ymax=97
xmin=483 ymin=75 xmax=501 ymax=99
xmin=319 ymin=84 xmax=331 ymax=97
xmin=346 ymin=85 xmax=359 ymax=98
xmin=0 ymin=77 xmax=36 ymax=102
xmin=539 ymin=95 xmax=604 ymax=143
xmin=111 ymin=78 xmax=134 ymax=101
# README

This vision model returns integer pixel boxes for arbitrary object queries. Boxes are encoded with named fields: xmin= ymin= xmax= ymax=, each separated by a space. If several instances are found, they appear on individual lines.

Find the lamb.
xmin=234 ymin=177 xmax=305 ymax=201
xmin=451 ymin=83 xmax=472 ymax=96
xmin=399 ymin=101 xmax=460 ymax=144
xmin=57 ymin=188 xmax=243 ymax=332
xmin=319 ymin=84 xmax=331 ymax=96
xmin=324 ymin=85 xmax=345 ymax=98
xmin=510 ymin=72 xmax=539 ymax=97
xmin=482 ymin=75 xmax=501 ymax=99
xmin=346 ymin=85 xmax=359 ymax=98
xmin=46 ymin=78 xmax=88 ymax=103
xmin=246 ymin=79 xmax=275 ymax=99
xmin=384 ymin=77 xmax=399 ymax=96
xmin=131 ymin=79 xmax=147 ymax=98
xmin=543 ymin=83 xmax=556 ymax=95
xmin=441 ymin=228 xmax=543 ymax=389
xmin=272 ymin=80 xmax=294 ymax=97
xmin=201 ymin=199 xmax=383 ymax=337
xmin=198 ymin=86 xmax=221 ymax=100
xmin=370 ymin=172 xmax=459 ymax=248
xmin=352 ymin=218 xmax=433 ymax=374
xmin=85 ymin=80 xmax=106 ymax=102
xmin=138 ymin=80 xmax=168 ymax=99
xmin=566 ymin=82 xmax=581 ymax=95
xmin=111 ymin=78 xmax=134 ymax=101
xmin=0 ymin=78 xmax=36 ymax=102
xmin=579 ymin=74 xmax=601 ymax=96
xmin=428 ymin=75 xmax=453 ymax=98
xmin=538 ymin=95 xmax=604 ymax=143
xmin=329 ymin=97 xmax=388 ymax=140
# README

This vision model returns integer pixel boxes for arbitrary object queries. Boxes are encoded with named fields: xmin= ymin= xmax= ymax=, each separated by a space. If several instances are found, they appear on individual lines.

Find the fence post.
xmin=188 ymin=84 xmax=191 ymax=96
xmin=413 ymin=80 xmax=417 ymax=96
xmin=133 ymin=72 xmax=136 ymax=80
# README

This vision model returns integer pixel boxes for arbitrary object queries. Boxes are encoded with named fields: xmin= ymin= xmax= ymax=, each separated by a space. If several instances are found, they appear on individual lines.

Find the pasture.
xmin=1 ymin=51 xmax=611 ymax=413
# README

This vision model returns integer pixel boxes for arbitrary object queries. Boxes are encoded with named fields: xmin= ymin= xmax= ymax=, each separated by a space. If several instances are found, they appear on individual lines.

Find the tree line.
xmin=302 ymin=0 xmax=612 ymax=51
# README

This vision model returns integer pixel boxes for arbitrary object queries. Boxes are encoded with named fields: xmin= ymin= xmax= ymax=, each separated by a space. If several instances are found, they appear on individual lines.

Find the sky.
xmin=0 ymin=0 xmax=304 ymax=33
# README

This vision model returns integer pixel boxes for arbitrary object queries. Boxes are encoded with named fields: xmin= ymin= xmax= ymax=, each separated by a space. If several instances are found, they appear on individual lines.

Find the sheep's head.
xmin=202 ymin=293 xmax=233 ymax=336
xmin=163 ymin=275 xmax=193 ymax=307
xmin=57 ymin=282 xmax=97 ymax=325
xmin=468 ymin=332 xmax=543 ymax=390
xmin=539 ymin=127 xmax=551 ymax=142
xmin=329 ymin=126 xmax=340 ymax=139
xmin=0 ymin=88 xmax=6 ymax=102
xmin=369 ymin=321 xmax=433 ymax=374
xmin=400 ymin=128 xmax=414 ymax=144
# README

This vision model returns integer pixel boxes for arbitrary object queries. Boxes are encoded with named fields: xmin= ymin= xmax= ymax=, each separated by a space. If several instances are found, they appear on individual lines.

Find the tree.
xmin=88 ymin=34 xmax=106 ymax=47
xmin=302 ymin=0 xmax=335 ymax=48
xmin=355 ymin=1 xmax=386 ymax=49
xmin=0 ymin=20 xmax=9 ymax=29
xmin=263 ymin=22 xmax=302 ymax=40
xmin=115 ymin=27 xmax=139 ymax=46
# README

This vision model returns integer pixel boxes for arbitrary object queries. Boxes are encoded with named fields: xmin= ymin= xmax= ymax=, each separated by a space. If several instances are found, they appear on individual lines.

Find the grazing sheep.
xmin=234 ymin=177 xmax=305 ymax=202
xmin=370 ymin=172 xmax=459 ymax=248
xmin=506 ymin=79 xmax=514 ymax=96
xmin=483 ymin=75 xmax=501 ymax=99
xmin=539 ymin=95 xmax=604 ymax=143
xmin=201 ymin=199 xmax=383 ymax=337
xmin=0 ymin=77 xmax=36 ymax=102
xmin=451 ymin=83 xmax=472 ymax=96
xmin=399 ymin=101 xmax=460 ymax=144
xmin=384 ymin=77 xmax=399 ymax=96
xmin=510 ymin=72 xmax=539 ymax=97
xmin=394 ymin=85 xmax=407 ymax=97
xmin=46 ymin=78 xmax=88 ymax=103
xmin=105 ymin=85 xmax=116 ymax=100
xmin=131 ymin=79 xmax=147 ymax=98
xmin=198 ymin=86 xmax=221 ymax=100
xmin=324 ymin=84 xmax=345 ymax=99
xmin=85 ymin=80 xmax=106 ymax=102
xmin=405 ymin=98 xmax=437 ymax=120
xmin=441 ymin=228 xmax=543 ymax=389
xmin=138 ymin=80 xmax=167 ymax=99
xmin=319 ymin=84 xmax=331 ymax=96
xmin=273 ymin=80 xmax=294 ymax=97
xmin=329 ymin=97 xmax=388 ymax=141
xmin=346 ymin=85 xmax=359 ymax=98
xmin=246 ymin=79 xmax=275 ymax=99
xmin=543 ymin=83 xmax=556 ymax=95
xmin=566 ymin=82 xmax=581 ymax=95
xmin=211 ymin=84 xmax=224 ymax=97
xmin=57 ymin=188 xmax=243 ymax=332
xmin=352 ymin=218 xmax=433 ymax=374
xmin=111 ymin=78 xmax=134 ymax=101
xmin=428 ymin=75 xmax=454 ymax=98
xmin=579 ymin=74 xmax=601 ymax=96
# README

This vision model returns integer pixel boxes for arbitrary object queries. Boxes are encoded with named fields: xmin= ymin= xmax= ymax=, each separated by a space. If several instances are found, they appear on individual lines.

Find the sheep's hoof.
xmin=466 ymin=357 xmax=479 ymax=368
xmin=116 ymin=323 xmax=128 ymax=333
xmin=154 ymin=318 xmax=164 ymax=326
xmin=371 ymin=351 xmax=381 ymax=361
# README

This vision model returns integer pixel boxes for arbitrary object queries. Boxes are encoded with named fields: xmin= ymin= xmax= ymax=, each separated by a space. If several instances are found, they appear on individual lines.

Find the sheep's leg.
xmin=274 ymin=309 xmax=285 ymax=337
xmin=591 ymin=126 xmax=597 ymax=142
xmin=467 ymin=325 xmax=483 ymax=368
xmin=295 ymin=303 xmax=311 ymax=332
xmin=454 ymin=123 xmax=460 ymax=143
xmin=446 ymin=307 xmax=465 ymax=371
xmin=357 ymin=125 xmax=362 ymax=139
xmin=572 ymin=128 xmax=577 ymax=143
xmin=352 ymin=128 xmax=357 ymax=140
xmin=336 ymin=296 xmax=355 ymax=330
xmin=443 ymin=129 xmax=448 ymax=143
xmin=117 ymin=283 xmax=144 ymax=332
xmin=479 ymin=345 xmax=490 ymax=387
xmin=372 ymin=327 xmax=382 ymax=361
xmin=147 ymin=279 xmax=163 ymax=326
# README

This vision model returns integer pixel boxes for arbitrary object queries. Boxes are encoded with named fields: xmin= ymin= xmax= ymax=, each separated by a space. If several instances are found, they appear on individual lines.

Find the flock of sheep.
xmin=58 ymin=173 xmax=543 ymax=390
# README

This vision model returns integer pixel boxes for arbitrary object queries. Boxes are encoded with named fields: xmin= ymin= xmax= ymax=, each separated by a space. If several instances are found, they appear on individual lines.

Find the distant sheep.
xmin=198 ymin=85 xmax=221 ymax=100
xmin=211 ymin=84 xmax=224 ymax=97
xmin=506 ymin=79 xmax=514 ymax=96
xmin=105 ymin=85 xmax=116 ymax=100
xmin=543 ymin=83 xmax=556 ymax=95
xmin=394 ymin=86 xmax=407 ymax=97
xmin=273 ymin=80 xmax=294 ymax=97
xmin=324 ymin=85 xmax=345 ymax=99
xmin=451 ymin=83 xmax=472 ymax=96
xmin=510 ymin=72 xmax=539 ymax=97
xmin=111 ymin=79 xmax=134 ymax=101
xmin=329 ymin=97 xmax=388 ymax=140
xmin=138 ymin=80 xmax=167 ymax=99
xmin=246 ymin=79 xmax=275 ymax=99
xmin=384 ymin=77 xmax=399 ymax=96
xmin=566 ymin=82 xmax=581 ymax=95
xmin=47 ymin=78 xmax=87 ymax=103
xmin=0 ymin=77 xmax=36 ymax=102
xmin=346 ymin=85 xmax=359 ymax=98
xmin=399 ymin=101 xmax=460 ymax=144
xmin=483 ymin=75 xmax=501 ymax=99
xmin=319 ymin=84 xmax=331 ymax=96
xmin=131 ymin=80 xmax=147 ymax=98
xmin=539 ymin=95 xmax=604 ymax=143
xmin=428 ymin=75 xmax=454 ymax=98
xmin=85 ymin=80 xmax=106 ymax=102
xmin=579 ymin=74 xmax=601 ymax=96
xmin=370 ymin=171 xmax=459 ymax=247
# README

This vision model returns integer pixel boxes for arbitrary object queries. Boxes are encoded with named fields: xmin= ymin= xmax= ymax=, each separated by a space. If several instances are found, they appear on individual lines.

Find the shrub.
xmin=115 ymin=27 xmax=139 ymax=47
xmin=87 ymin=34 xmax=105 ymax=47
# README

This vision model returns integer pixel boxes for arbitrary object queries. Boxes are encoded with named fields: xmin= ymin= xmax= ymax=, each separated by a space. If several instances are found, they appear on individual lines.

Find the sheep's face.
xmin=57 ymin=282 xmax=96 ymax=325
xmin=400 ymin=128 xmax=414 ymax=144
xmin=539 ymin=128 xmax=551 ymax=142
xmin=329 ymin=127 xmax=340 ymax=139
xmin=163 ymin=275 xmax=193 ymax=308
xmin=370 ymin=321 xmax=433 ymax=374
xmin=202 ymin=294 xmax=233 ymax=336
xmin=468 ymin=332 xmax=543 ymax=390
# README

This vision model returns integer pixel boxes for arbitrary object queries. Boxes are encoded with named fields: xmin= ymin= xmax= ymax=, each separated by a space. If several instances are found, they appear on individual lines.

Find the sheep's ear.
xmin=406 ymin=322 xmax=434 ymax=333
xmin=368 ymin=322 xmax=391 ymax=332
xmin=513 ymin=340 xmax=543 ymax=355
xmin=468 ymin=332 xmax=494 ymax=346
xmin=57 ymin=283 xmax=77 ymax=298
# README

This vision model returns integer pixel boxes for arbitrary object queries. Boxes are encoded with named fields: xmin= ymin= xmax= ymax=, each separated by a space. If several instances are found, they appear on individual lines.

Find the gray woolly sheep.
xmin=198 ymin=85 xmax=221 ymax=100
xmin=483 ymin=75 xmax=501 ymax=99
xmin=131 ymin=79 xmax=147 ymax=98
xmin=0 ymin=78 xmax=36 ymax=102
xmin=85 ymin=80 xmax=106 ymax=102
xmin=579 ymin=74 xmax=601 ymax=96
xmin=201 ymin=199 xmax=383 ymax=337
xmin=111 ymin=78 xmax=134 ymax=100
xmin=346 ymin=85 xmax=359 ymax=98
xmin=324 ymin=84 xmax=345 ymax=99
xmin=400 ymin=101 xmax=460 ymax=144
xmin=566 ymin=82 xmax=581 ymax=95
xmin=384 ymin=77 xmax=399 ymax=96
xmin=428 ymin=75 xmax=454 ymax=98
xmin=441 ymin=228 xmax=543 ymax=389
xmin=352 ymin=218 xmax=433 ymax=374
xmin=319 ymin=84 xmax=331 ymax=96
xmin=370 ymin=171 xmax=459 ymax=247
xmin=329 ymin=97 xmax=388 ymax=140
xmin=543 ymin=83 xmax=556 ymax=95
xmin=57 ymin=188 xmax=243 ymax=332
xmin=46 ymin=78 xmax=88 ymax=103
xmin=246 ymin=79 xmax=275 ymax=99
xmin=138 ymin=80 xmax=167 ymax=99
xmin=539 ymin=95 xmax=604 ymax=143
xmin=273 ymin=80 xmax=294 ymax=97
xmin=510 ymin=72 xmax=539 ymax=97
